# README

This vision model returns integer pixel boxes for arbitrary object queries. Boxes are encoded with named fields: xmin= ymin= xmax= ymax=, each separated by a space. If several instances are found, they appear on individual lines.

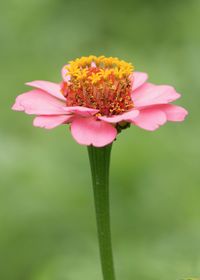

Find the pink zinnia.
xmin=12 ymin=55 xmax=188 ymax=147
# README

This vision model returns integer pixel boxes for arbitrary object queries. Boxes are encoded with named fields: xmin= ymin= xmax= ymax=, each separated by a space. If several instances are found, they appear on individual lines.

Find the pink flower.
xmin=12 ymin=56 xmax=188 ymax=147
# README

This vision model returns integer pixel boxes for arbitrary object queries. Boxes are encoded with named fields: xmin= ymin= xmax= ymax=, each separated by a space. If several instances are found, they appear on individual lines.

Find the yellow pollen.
xmin=62 ymin=56 xmax=135 ymax=117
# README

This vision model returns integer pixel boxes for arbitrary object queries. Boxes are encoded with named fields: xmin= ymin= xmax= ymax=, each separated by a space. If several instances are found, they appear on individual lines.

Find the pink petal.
xmin=131 ymin=72 xmax=148 ymax=91
xmin=91 ymin=62 xmax=97 ymax=68
xmin=98 ymin=109 xmax=139 ymax=123
xmin=63 ymin=106 xmax=99 ymax=116
xmin=33 ymin=115 xmax=72 ymax=129
xmin=132 ymin=108 xmax=167 ymax=131
xmin=61 ymin=65 xmax=71 ymax=82
xmin=155 ymin=104 xmax=188 ymax=121
xmin=71 ymin=117 xmax=117 ymax=147
xmin=26 ymin=80 xmax=66 ymax=101
xmin=12 ymin=89 xmax=67 ymax=115
xmin=132 ymin=83 xmax=181 ymax=108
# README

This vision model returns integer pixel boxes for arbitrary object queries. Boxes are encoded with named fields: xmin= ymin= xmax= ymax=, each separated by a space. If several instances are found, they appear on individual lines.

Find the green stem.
xmin=87 ymin=144 xmax=116 ymax=280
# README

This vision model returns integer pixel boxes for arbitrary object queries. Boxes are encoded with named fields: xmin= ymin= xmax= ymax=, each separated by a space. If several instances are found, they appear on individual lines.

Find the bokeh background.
xmin=0 ymin=0 xmax=200 ymax=279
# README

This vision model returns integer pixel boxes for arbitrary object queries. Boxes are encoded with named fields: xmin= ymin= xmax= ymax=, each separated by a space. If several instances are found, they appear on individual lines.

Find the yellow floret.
xmin=66 ymin=55 xmax=134 ymax=82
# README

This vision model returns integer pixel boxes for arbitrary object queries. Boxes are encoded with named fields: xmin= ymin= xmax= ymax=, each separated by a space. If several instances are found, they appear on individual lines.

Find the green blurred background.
xmin=0 ymin=0 xmax=199 ymax=279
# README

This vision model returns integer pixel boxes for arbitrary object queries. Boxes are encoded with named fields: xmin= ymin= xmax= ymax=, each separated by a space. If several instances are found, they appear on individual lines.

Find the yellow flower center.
xmin=61 ymin=55 xmax=134 ymax=116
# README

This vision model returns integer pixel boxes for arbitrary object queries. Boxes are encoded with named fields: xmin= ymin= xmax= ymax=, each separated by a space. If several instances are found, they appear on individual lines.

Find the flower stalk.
xmin=87 ymin=144 xmax=116 ymax=280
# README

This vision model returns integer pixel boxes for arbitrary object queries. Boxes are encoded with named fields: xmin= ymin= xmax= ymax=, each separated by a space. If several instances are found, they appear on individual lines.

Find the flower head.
xmin=61 ymin=56 xmax=134 ymax=117
xmin=12 ymin=55 xmax=188 ymax=147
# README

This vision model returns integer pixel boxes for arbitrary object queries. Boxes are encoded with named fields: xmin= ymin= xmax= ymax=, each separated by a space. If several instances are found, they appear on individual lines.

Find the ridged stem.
xmin=87 ymin=144 xmax=116 ymax=280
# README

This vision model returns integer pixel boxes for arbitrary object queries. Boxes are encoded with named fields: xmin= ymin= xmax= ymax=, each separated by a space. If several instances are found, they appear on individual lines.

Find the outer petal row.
xmin=98 ymin=109 xmax=139 ymax=123
xmin=156 ymin=104 xmax=188 ymax=122
xmin=131 ymin=104 xmax=188 ymax=131
xmin=12 ymin=76 xmax=188 ymax=147
xmin=32 ymin=104 xmax=187 ymax=133
xmin=132 ymin=83 xmax=181 ymax=108
xmin=131 ymin=72 xmax=148 ymax=91
xmin=12 ymin=89 xmax=67 ymax=115
xmin=26 ymin=80 xmax=66 ymax=101
xmin=71 ymin=117 xmax=117 ymax=147
xmin=33 ymin=114 xmax=117 ymax=146
xmin=33 ymin=115 xmax=72 ymax=129
xmin=132 ymin=108 xmax=167 ymax=131
xmin=12 ymin=88 xmax=98 ymax=116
